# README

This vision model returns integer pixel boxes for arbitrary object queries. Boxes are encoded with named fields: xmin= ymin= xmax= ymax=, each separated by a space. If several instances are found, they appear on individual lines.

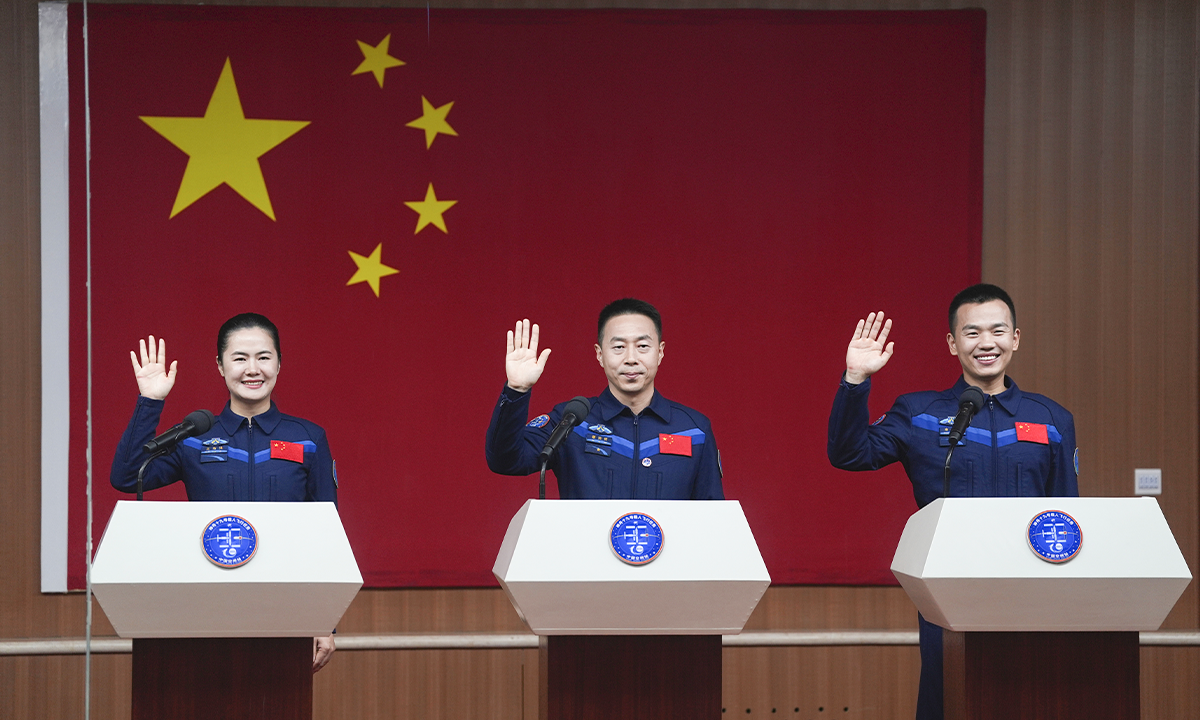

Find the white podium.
xmin=93 ymin=501 xmax=362 ymax=720
xmin=891 ymin=497 xmax=1192 ymax=720
xmin=494 ymin=499 xmax=770 ymax=720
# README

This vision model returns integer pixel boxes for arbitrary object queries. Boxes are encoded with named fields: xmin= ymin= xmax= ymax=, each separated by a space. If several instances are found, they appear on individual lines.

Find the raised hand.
xmin=845 ymin=312 xmax=894 ymax=385
xmin=130 ymin=335 xmax=177 ymax=400
xmin=505 ymin=319 xmax=551 ymax=393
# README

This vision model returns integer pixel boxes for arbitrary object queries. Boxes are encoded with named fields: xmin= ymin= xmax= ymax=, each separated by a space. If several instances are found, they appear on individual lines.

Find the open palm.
xmin=505 ymin=319 xmax=551 ymax=392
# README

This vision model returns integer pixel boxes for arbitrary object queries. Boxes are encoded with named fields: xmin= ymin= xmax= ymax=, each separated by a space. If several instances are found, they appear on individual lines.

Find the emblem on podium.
xmin=201 ymin=515 xmax=259 ymax=568
xmin=1027 ymin=510 xmax=1082 ymax=563
xmin=609 ymin=512 xmax=664 ymax=565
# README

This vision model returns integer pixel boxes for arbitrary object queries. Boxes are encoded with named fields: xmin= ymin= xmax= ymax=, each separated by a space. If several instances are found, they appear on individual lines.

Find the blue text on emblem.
xmin=1026 ymin=510 xmax=1082 ymax=563
xmin=201 ymin=515 xmax=259 ymax=568
xmin=609 ymin=512 xmax=665 ymax=565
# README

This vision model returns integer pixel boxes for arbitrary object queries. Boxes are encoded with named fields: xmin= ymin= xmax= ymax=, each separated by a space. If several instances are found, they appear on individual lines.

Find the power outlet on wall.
xmin=1134 ymin=468 xmax=1162 ymax=496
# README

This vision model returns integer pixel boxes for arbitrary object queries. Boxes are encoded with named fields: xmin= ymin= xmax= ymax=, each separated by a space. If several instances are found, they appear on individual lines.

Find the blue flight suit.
xmin=110 ymin=396 xmax=338 ymax=504
xmin=827 ymin=374 xmax=1078 ymax=720
xmin=486 ymin=385 xmax=724 ymax=500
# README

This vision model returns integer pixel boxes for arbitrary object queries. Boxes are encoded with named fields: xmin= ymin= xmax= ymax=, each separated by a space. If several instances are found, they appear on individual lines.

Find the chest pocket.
xmin=265 ymin=457 xmax=311 ymax=501
xmin=1008 ymin=448 xmax=1053 ymax=497
xmin=643 ymin=453 xmax=696 ymax=499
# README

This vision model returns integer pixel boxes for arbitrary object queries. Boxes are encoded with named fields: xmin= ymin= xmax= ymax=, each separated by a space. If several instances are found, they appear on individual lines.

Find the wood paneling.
xmin=722 ymin=645 xmax=922 ymax=720
xmin=1 ymin=1 xmax=1197 ymax=718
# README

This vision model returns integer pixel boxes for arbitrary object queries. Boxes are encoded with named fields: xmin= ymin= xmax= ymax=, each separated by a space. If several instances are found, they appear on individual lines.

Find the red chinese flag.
xmin=659 ymin=433 xmax=693 ymax=457
xmin=271 ymin=440 xmax=305 ymax=463
xmin=1015 ymin=422 xmax=1050 ymax=445
xmin=66 ymin=6 xmax=983 ymax=589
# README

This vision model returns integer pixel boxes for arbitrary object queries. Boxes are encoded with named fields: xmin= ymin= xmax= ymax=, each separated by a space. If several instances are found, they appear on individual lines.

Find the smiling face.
xmin=946 ymin=299 xmax=1020 ymax=395
xmin=595 ymin=313 xmax=664 ymax=412
xmin=217 ymin=327 xmax=280 ymax=417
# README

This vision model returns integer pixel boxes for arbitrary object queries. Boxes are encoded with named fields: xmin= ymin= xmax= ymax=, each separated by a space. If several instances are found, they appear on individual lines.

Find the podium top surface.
xmin=893 ymin=497 xmax=1191 ymax=581
xmin=495 ymin=499 xmax=771 ymax=583
xmin=891 ymin=497 xmax=1192 ymax=631
xmin=493 ymin=499 xmax=771 ymax=634
xmin=92 ymin=501 xmax=362 ymax=637
xmin=94 ymin=500 xmax=362 ymax=586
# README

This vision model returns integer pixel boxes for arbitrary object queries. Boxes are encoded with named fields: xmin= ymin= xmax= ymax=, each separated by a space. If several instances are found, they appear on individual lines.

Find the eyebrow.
xmin=961 ymin=322 xmax=1009 ymax=331
xmin=609 ymin=334 xmax=654 ymax=344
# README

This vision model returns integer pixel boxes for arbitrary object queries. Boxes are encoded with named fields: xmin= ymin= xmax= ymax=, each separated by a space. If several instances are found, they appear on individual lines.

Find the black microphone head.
xmin=563 ymin=396 xmax=592 ymax=420
xmin=959 ymin=386 xmax=985 ymax=412
xmin=185 ymin=409 xmax=216 ymax=434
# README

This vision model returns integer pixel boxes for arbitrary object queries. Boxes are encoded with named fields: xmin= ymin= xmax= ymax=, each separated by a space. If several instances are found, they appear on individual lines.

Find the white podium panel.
xmin=891 ymin=497 xmax=1191 ymax=631
xmin=93 ymin=501 xmax=362 ymax=638
xmin=493 ymin=499 xmax=771 ymax=635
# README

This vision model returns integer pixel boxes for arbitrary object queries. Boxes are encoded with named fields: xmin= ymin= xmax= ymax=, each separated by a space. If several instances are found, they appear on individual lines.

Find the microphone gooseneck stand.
xmin=539 ymin=459 xmax=549 ymax=500
xmin=136 ymin=449 xmax=170 ymax=501
xmin=943 ymin=445 xmax=956 ymax=500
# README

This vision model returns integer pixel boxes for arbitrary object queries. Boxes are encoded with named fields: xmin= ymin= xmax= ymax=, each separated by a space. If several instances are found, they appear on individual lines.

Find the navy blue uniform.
xmin=111 ymin=396 xmax=337 ymax=504
xmin=828 ymin=374 xmax=1078 ymax=720
xmin=486 ymin=385 xmax=723 ymax=499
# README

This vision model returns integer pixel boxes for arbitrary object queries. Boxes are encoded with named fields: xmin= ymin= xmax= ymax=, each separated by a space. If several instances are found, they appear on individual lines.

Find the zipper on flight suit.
xmin=988 ymin=399 xmax=998 ymax=497
xmin=632 ymin=414 xmax=640 ymax=497
xmin=247 ymin=416 xmax=255 ymax=501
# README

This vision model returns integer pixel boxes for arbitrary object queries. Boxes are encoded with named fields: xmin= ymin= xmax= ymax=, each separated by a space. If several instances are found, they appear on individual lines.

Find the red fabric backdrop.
xmin=67 ymin=6 xmax=984 ymax=588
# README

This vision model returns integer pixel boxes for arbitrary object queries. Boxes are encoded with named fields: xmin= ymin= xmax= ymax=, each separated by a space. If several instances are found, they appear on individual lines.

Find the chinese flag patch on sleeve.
xmin=271 ymin=440 xmax=305 ymax=462
xmin=659 ymin=433 xmax=693 ymax=457
xmin=1014 ymin=422 xmax=1049 ymax=444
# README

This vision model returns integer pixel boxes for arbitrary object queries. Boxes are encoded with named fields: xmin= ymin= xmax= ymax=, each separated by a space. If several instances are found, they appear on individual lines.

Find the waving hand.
xmin=844 ymin=312 xmax=894 ymax=385
xmin=130 ymin=335 xmax=178 ymax=400
xmin=505 ymin=319 xmax=551 ymax=393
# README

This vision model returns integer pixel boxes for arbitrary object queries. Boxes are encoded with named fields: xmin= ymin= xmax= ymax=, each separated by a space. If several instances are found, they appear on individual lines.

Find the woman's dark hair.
xmin=217 ymin=313 xmax=281 ymax=361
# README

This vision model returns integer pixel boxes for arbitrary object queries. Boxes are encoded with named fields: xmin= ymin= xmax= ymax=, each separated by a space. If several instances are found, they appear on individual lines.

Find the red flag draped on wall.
xmin=66 ymin=6 xmax=983 ymax=588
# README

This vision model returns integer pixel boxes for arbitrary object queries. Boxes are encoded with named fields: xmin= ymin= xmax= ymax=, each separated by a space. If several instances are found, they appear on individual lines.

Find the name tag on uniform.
xmin=200 ymin=437 xmax=229 ymax=463
xmin=937 ymin=428 xmax=965 ymax=448
xmin=659 ymin=433 xmax=692 ymax=457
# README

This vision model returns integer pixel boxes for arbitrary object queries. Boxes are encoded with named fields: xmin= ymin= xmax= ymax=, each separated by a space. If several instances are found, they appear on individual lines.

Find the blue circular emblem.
xmin=201 ymin=515 xmax=258 ymax=568
xmin=1027 ymin=510 xmax=1082 ymax=563
xmin=527 ymin=414 xmax=550 ymax=428
xmin=609 ymin=512 xmax=664 ymax=565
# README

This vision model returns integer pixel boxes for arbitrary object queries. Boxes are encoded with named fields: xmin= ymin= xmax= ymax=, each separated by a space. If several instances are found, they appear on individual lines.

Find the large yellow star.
xmin=140 ymin=59 xmax=309 ymax=220
xmin=347 ymin=243 xmax=400 ymax=297
xmin=405 ymin=97 xmax=458 ymax=149
xmin=404 ymin=183 xmax=458 ymax=234
xmin=352 ymin=34 xmax=405 ymax=88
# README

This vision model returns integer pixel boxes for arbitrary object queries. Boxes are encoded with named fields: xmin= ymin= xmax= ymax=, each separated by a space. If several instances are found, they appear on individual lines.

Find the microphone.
xmin=943 ymin=386 xmax=985 ymax=499
xmin=946 ymin=386 xmax=985 ymax=447
xmin=143 ymin=409 xmax=216 ymax=455
xmin=538 ymin=397 xmax=592 ymax=466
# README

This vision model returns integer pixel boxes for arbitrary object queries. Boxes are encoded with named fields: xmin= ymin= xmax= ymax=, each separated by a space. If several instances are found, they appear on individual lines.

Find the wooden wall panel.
xmin=1 ymin=0 xmax=1197 ymax=718
xmin=1140 ymin=646 xmax=1200 ymax=720
xmin=981 ymin=0 xmax=1199 ymax=627
xmin=722 ymin=646 xmax=921 ymax=720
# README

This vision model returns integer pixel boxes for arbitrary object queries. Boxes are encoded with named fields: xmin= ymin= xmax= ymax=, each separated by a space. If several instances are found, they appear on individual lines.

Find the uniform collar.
xmin=217 ymin=400 xmax=282 ymax=435
xmin=950 ymin=375 xmax=1022 ymax=415
xmin=595 ymin=386 xmax=670 ymax=423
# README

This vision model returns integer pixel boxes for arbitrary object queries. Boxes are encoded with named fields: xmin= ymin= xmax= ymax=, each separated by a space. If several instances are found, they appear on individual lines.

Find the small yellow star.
xmin=405 ymin=97 xmax=458 ymax=149
xmin=347 ymin=243 xmax=400 ymax=297
xmin=140 ymin=58 xmax=310 ymax=220
xmin=404 ymin=183 xmax=458 ymax=234
xmin=352 ymin=34 xmax=405 ymax=88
